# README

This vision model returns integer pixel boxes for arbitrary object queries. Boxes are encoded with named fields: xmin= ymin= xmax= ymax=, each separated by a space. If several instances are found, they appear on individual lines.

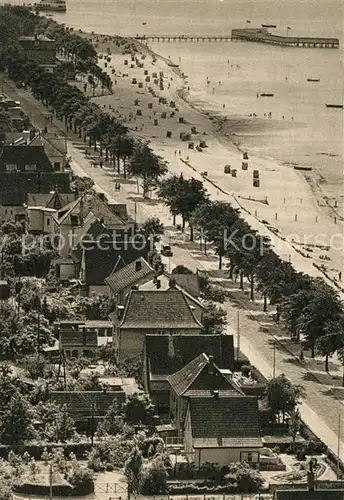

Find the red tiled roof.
xmin=189 ymin=395 xmax=262 ymax=447
xmin=105 ymin=257 xmax=154 ymax=295
xmin=145 ymin=334 xmax=235 ymax=375
xmin=50 ymin=391 xmax=125 ymax=419
xmin=120 ymin=290 xmax=203 ymax=329
xmin=167 ymin=353 xmax=243 ymax=396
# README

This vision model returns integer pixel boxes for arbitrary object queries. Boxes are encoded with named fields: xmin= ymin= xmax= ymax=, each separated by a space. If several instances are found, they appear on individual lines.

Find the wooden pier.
xmin=133 ymin=35 xmax=232 ymax=42
xmin=132 ymin=29 xmax=339 ymax=48
xmin=231 ymin=28 xmax=339 ymax=49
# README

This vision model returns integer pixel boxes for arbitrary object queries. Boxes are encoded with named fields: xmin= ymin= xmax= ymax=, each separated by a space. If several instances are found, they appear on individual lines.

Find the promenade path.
xmin=1 ymin=74 xmax=342 ymax=466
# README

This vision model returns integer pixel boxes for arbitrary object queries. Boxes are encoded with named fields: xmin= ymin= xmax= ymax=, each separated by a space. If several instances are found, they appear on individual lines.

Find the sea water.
xmin=9 ymin=0 xmax=344 ymax=202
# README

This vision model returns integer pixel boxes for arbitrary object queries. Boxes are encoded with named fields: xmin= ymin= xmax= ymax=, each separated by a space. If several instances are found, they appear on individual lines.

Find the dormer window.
xmin=70 ymin=214 xmax=79 ymax=226
xmin=6 ymin=164 xmax=17 ymax=171
xmin=25 ymin=164 xmax=37 ymax=171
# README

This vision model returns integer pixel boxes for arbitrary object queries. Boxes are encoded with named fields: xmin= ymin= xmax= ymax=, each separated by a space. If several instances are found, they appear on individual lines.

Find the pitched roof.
xmin=139 ymin=274 xmax=205 ymax=311
xmin=29 ymin=133 xmax=67 ymax=156
xmin=167 ymin=353 xmax=243 ymax=396
xmin=169 ymin=274 xmax=200 ymax=298
xmin=0 ymin=145 xmax=53 ymax=171
xmin=50 ymin=390 xmax=126 ymax=419
xmin=120 ymin=290 xmax=203 ymax=329
xmin=189 ymin=395 xmax=262 ymax=448
xmin=27 ymin=191 xmax=75 ymax=209
xmin=82 ymin=243 xmax=149 ymax=286
xmin=105 ymin=258 xmax=154 ymax=295
xmin=54 ymin=192 xmax=129 ymax=228
xmin=145 ymin=334 xmax=235 ymax=375
xmin=59 ymin=329 xmax=98 ymax=348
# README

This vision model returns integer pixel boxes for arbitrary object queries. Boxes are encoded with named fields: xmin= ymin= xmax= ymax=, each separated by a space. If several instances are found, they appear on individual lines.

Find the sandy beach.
xmin=72 ymin=31 xmax=343 ymax=293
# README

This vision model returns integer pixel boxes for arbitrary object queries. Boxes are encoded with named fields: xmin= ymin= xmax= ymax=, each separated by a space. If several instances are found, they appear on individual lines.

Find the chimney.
xmin=156 ymin=279 xmax=161 ymax=289
xmin=168 ymin=333 xmax=175 ymax=357
xmin=117 ymin=305 xmax=125 ymax=319
xmin=307 ymin=460 xmax=316 ymax=491
xmin=213 ymin=390 xmax=219 ymax=400
xmin=135 ymin=260 xmax=142 ymax=272
xmin=208 ymin=355 xmax=215 ymax=374
xmin=169 ymin=278 xmax=176 ymax=289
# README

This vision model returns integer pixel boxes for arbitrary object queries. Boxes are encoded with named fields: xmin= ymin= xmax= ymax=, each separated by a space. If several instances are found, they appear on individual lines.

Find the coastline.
xmin=73 ymin=29 xmax=343 ymax=293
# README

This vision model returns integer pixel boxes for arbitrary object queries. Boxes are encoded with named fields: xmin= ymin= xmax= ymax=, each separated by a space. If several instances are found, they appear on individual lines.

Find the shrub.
xmin=241 ymin=365 xmax=251 ymax=377
xmin=138 ymin=456 xmax=169 ymax=495
xmin=68 ymin=467 xmax=94 ymax=496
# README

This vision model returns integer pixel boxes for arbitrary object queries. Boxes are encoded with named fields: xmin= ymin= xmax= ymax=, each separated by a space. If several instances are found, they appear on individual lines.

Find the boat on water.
xmin=260 ymin=93 xmax=274 ymax=97
xmin=262 ymin=24 xmax=277 ymax=28
xmin=326 ymin=104 xmax=343 ymax=109
xmin=307 ymin=78 xmax=320 ymax=82
xmin=34 ymin=0 xmax=66 ymax=12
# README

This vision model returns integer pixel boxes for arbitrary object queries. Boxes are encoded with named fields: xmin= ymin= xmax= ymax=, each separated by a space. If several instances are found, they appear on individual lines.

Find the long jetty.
xmin=133 ymin=35 xmax=232 ymax=42
xmin=231 ymin=28 xmax=339 ymax=48
xmin=132 ymin=29 xmax=339 ymax=48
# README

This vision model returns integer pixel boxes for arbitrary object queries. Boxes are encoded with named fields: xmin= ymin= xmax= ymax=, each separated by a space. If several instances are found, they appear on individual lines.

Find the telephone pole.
xmin=337 ymin=411 xmax=342 ymax=478
xmin=49 ymin=462 xmax=53 ymax=500
xmin=91 ymin=402 xmax=95 ymax=446
xmin=273 ymin=339 xmax=276 ymax=378
xmin=236 ymin=311 xmax=240 ymax=361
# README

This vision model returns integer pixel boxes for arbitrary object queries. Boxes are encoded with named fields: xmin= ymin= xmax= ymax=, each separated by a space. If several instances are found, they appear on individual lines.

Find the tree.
xmin=158 ymin=175 xmax=208 ymax=238
xmin=225 ymin=462 xmax=264 ymax=493
xmin=123 ymin=393 xmax=155 ymax=427
xmin=201 ymin=302 xmax=227 ymax=334
xmin=263 ymin=374 xmax=305 ymax=424
xmin=171 ymin=265 xmax=193 ymax=275
xmin=0 ymin=478 xmax=12 ymax=500
xmin=98 ymin=401 xmax=125 ymax=436
xmin=289 ymin=408 xmax=301 ymax=442
xmin=140 ymin=217 xmax=164 ymax=242
xmin=138 ymin=456 xmax=169 ymax=495
xmin=0 ymin=393 xmax=36 ymax=444
xmin=67 ymin=356 xmax=90 ymax=379
xmin=124 ymin=447 xmax=143 ymax=493
xmin=127 ymin=144 xmax=167 ymax=198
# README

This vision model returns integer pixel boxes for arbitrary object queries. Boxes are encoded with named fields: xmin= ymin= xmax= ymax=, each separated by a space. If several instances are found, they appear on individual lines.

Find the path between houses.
xmin=2 ymin=75 xmax=343 ymax=465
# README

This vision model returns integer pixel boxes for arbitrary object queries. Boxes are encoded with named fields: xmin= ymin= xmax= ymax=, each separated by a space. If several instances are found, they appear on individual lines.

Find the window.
xmin=107 ymin=328 xmax=113 ymax=337
xmin=158 ymin=330 xmax=166 ymax=335
xmin=47 ymin=218 xmax=50 ymax=226
xmin=240 ymin=452 xmax=259 ymax=463
xmin=71 ymin=350 xmax=78 ymax=358
xmin=6 ymin=164 xmax=17 ymax=171
xmin=25 ymin=164 xmax=37 ymax=171
xmin=54 ymin=162 xmax=60 ymax=171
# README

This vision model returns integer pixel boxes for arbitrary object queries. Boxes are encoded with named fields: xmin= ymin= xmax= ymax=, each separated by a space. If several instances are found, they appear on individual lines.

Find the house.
xmin=29 ymin=133 xmax=68 ymax=171
xmin=105 ymin=257 xmax=156 ymax=303
xmin=0 ymin=145 xmax=71 ymax=221
xmin=55 ymin=319 xmax=114 ymax=358
xmin=168 ymin=353 xmax=244 ymax=434
xmin=18 ymin=35 xmax=57 ymax=71
xmin=184 ymin=394 xmax=263 ymax=467
xmin=27 ymin=206 xmax=56 ymax=234
xmin=53 ymin=191 xmax=135 ymax=257
xmin=27 ymin=190 xmax=76 ymax=210
xmin=50 ymin=390 xmax=126 ymax=426
xmin=143 ymin=333 xmax=235 ymax=413
xmin=111 ymin=289 xmax=203 ymax=361
xmin=139 ymin=274 xmax=205 ymax=323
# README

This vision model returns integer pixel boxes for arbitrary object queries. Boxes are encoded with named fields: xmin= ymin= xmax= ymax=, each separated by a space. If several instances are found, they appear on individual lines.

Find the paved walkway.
xmin=2 ymin=74 xmax=343 ymax=466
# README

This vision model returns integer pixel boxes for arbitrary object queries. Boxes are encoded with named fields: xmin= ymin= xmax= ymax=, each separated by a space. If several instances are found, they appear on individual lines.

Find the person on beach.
xmin=223 ymin=104 xmax=225 ymax=110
